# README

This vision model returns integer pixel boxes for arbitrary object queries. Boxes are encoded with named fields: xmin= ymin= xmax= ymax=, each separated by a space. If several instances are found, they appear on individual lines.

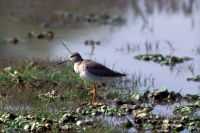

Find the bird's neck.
xmin=74 ymin=57 xmax=83 ymax=63
xmin=74 ymin=59 xmax=83 ymax=64
xmin=73 ymin=61 xmax=82 ymax=74
xmin=73 ymin=60 xmax=83 ymax=68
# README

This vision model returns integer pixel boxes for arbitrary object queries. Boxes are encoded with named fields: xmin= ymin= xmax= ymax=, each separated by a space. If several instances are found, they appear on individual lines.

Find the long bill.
xmin=57 ymin=59 xmax=69 ymax=65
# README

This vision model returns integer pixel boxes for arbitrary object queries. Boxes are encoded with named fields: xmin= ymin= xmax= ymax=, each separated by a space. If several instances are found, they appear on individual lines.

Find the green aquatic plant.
xmin=135 ymin=54 xmax=192 ymax=66
xmin=187 ymin=75 xmax=200 ymax=82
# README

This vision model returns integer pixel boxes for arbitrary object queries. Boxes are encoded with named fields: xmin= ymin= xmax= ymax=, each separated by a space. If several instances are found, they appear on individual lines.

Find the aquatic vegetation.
xmin=187 ymin=75 xmax=200 ymax=82
xmin=135 ymin=54 xmax=192 ymax=66
xmin=0 ymin=112 xmax=53 ymax=132
xmin=124 ymin=88 xmax=182 ymax=104
xmin=0 ymin=60 xmax=200 ymax=132
xmin=174 ymin=101 xmax=200 ymax=115
xmin=184 ymin=94 xmax=200 ymax=101
xmin=84 ymin=40 xmax=101 ymax=46
xmin=149 ymin=88 xmax=182 ymax=102
xmin=76 ymin=104 xmax=126 ymax=117
xmin=28 ymin=31 xmax=54 ymax=40
xmin=84 ymin=40 xmax=101 ymax=55
xmin=56 ymin=11 xmax=124 ymax=24
xmin=41 ymin=11 xmax=124 ymax=28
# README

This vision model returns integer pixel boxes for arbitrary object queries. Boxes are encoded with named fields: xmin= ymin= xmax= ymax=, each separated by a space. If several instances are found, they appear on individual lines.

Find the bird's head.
xmin=58 ymin=52 xmax=83 ymax=65
xmin=68 ymin=52 xmax=83 ymax=63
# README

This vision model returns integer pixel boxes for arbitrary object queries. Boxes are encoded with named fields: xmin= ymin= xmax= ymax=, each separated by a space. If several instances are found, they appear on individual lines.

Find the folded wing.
xmin=84 ymin=60 xmax=126 ymax=77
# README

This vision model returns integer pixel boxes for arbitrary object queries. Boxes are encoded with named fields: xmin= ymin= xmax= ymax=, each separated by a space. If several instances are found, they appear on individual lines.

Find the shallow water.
xmin=1 ymin=0 xmax=199 ymax=95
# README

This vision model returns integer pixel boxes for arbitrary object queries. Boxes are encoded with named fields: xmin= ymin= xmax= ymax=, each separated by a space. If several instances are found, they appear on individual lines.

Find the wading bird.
xmin=58 ymin=52 xmax=126 ymax=105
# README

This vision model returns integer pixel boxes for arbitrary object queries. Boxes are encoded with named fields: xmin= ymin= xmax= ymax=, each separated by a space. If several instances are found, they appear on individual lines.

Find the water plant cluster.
xmin=28 ymin=31 xmax=54 ymax=40
xmin=135 ymin=54 xmax=192 ymax=66
xmin=0 ymin=89 xmax=199 ymax=132
xmin=42 ymin=11 xmax=124 ymax=28
xmin=187 ymin=75 xmax=200 ymax=82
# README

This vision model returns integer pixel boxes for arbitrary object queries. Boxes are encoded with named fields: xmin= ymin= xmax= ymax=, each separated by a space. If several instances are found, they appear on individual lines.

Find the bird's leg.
xmin=91 ymin=82 xmax=97 ymax=105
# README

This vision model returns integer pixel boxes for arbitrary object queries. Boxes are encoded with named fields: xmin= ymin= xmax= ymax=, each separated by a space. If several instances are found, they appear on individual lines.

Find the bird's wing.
xmin=83 ymin=60 xmax=125 ymax=77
